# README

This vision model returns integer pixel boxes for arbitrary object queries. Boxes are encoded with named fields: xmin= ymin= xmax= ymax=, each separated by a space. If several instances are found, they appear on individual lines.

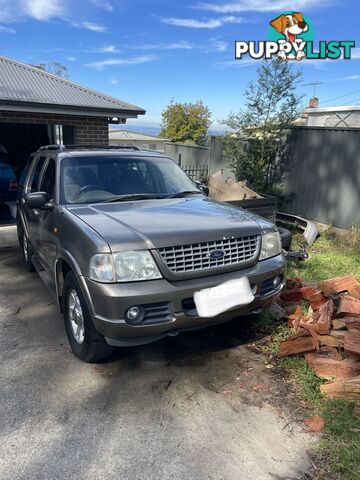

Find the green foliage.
xmin=222 ymin=58 xmax=303 ymax=194
xmin=30 ymin=62 xmax=69 ymax=78
xmin=160 ymin=100 xmax=211 ymax=145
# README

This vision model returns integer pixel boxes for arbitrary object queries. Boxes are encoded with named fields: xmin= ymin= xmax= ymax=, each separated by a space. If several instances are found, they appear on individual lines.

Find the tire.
xmin=62 ymin=271 xmax=114 ymax=363
xmin=19 ymin=228 xmax=36 ymax=272
xmin=277 ymin=226 xmax=292 ymax=251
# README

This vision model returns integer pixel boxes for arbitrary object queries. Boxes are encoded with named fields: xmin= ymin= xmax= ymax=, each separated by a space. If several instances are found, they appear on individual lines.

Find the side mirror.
xmin=195 ymin=180 xmax=209 ymax=196
xmin=26 ymin=192 xmax=52 ymax=210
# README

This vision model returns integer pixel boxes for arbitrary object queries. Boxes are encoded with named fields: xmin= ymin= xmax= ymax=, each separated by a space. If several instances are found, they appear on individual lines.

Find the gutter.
xmin=0 ymin=100 xmax=146 ymax=118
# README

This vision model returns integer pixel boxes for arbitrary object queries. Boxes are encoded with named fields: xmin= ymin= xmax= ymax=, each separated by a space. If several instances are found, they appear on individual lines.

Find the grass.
xmin=263 ymin=227 xmax=360 ymax=480
xmin=287 ymin=227 xmax=360 ymax=283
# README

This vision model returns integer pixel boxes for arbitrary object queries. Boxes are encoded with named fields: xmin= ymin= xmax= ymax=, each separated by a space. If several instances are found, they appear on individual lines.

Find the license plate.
xmin=194 ymin=277 xmax=254 ymax=318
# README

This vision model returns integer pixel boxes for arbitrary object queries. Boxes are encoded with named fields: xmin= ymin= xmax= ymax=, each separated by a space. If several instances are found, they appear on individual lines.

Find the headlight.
xmin=89 ymin=251 xmax=162 ymax=283
xmin=114 ymin=251 xmax=161 ymax=282
xmin=259 ymin=231 xmax=282 ymax=260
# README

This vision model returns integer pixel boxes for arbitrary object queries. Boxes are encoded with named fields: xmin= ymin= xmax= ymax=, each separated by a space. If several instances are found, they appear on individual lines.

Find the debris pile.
xmin=275 ymin=275 xmax=360 ymax=402
xmin=208 ymin=170 xmax=261 ymax=202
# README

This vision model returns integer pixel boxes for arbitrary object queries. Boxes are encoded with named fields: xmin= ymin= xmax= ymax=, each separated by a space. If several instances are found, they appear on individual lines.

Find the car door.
xmin=21 ymin=155 xmax=47 ymax=252
xmin=36 ymin=157 xmax=57 ymax=272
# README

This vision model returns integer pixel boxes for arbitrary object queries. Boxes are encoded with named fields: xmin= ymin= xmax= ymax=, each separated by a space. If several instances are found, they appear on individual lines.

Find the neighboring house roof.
xmin=109 ymin=129 xmax=168 ymax=142
xmin=303 ymin=105 xmax=360 ymax=114
xmin=0 ymin=56 xmax=145 ymax=118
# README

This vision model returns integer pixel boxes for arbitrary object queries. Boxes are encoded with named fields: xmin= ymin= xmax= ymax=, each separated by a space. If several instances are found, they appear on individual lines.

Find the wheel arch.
xmin=55 ymin=252 xmax=94 ymax=315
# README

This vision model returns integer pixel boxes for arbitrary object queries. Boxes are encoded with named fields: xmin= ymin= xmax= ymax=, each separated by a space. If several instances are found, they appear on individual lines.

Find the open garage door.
xmin=0 ymin=123 xmax=53 ymax=180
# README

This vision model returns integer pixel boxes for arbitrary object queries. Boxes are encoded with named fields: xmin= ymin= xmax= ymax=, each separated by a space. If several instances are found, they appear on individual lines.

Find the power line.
xmin=341 ymin=96 xmax=360 ymax=106
xmin=321 ymin=88 xmax=360 ymax=105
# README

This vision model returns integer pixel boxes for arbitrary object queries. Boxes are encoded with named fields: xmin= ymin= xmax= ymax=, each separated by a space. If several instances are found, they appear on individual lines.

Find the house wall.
xmin=306 ymin=110 xmax=360 ymax=128
xmin=0 ymin=111 xmax=109 ymax=145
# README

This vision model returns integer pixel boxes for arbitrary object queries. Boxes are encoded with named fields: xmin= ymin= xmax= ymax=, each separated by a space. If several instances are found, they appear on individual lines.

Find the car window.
xmin=60 ymin=156 xmax=198 ymax=204
xmin=28 ymin=156 xmax=46 ymax=193
xmin=40 ymin=159 xmax=56 ymax=200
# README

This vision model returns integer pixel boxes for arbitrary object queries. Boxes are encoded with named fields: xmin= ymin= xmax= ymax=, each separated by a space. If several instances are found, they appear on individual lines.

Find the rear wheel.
xmin=62 ymin=271 xmax=114 ymax=363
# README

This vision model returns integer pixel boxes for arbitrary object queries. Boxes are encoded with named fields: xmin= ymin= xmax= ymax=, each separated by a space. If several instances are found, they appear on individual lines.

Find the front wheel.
xmin=62 ymin=271 xmax=114 ymax=363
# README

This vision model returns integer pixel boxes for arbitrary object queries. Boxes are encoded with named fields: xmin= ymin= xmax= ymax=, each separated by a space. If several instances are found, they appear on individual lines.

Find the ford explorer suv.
xmin=17 ymin=145 xmax=285 ymax=362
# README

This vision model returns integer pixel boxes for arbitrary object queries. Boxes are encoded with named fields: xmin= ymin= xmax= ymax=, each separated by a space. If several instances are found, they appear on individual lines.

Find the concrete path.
xmin=0 ymin=227 xmax=314 ymax=480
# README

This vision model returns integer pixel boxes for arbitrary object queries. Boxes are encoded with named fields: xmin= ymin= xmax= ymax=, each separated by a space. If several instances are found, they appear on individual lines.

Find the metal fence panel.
xmin=283 ymin=127 xmax=360 ymax=228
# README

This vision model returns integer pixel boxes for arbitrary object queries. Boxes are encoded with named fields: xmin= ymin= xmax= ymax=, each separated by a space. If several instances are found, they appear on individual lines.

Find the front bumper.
xmin=81 ymin=254 xmax=286 ymax=345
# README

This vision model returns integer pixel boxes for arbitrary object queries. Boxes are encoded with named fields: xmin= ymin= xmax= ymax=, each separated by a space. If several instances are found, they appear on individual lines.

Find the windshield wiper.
xmin=105 ymin=194 xmax=165 ymax=203
xmin=166 ymin=190 xmax=203 ymax=198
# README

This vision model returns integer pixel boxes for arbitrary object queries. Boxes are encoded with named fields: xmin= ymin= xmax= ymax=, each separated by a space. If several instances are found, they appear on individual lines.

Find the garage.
xmin=0 ymin=55 xmax=145 ymax=222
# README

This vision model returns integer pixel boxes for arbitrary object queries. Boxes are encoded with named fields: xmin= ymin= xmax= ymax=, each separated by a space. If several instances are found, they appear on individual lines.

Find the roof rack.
xmin=38 ymin=144 xmax=142 ymax=152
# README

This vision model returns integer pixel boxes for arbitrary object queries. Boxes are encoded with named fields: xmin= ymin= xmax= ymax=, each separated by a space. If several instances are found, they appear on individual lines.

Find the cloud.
xmin=195 ymin=0 xmax=328 ymax=13
xmin=351 ymin=48 xmax=360 ymax=59
xmin=66 ymin=56 xmax=77 ymax=61
xmin=89 ymin=0 xmax=113 ymax=11
xmin=0 ymin=1 xmax=110 ymax=31
xmin=24 ymin=0 xmax=65 ymax=21
xmin=82 ymin=21 xmax=108 ymax=33
xmin=160 ymin=16 xmax=244 ymax=29
xmin=217 ymin=58 xmax=256 ymax=68
xmin=86 ymin=55 xmax=157 ymax=70
xmin=131 ymin=41 xmax=193 ymax=50
xmin=333 ymin=75 xmax=360 ymax=81
xmin=209 ymin=38 xmax=228 ymax=52
xmin=0 ymin=24 xmax=16 ymax=33
xmin=0 ymin=0 xmax=65 ymax=22
xmin=98 ymin=44 xmax=119 ymax=53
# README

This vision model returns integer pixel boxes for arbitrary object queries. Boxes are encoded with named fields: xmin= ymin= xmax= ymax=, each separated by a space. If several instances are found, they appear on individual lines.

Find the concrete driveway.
xmin=0 ymin=227 xmax=314 ymax=480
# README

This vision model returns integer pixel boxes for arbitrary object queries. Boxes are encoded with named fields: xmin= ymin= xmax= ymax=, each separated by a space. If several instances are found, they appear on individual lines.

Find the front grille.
xmin=158 ymin=235 xmax=260 ymax=274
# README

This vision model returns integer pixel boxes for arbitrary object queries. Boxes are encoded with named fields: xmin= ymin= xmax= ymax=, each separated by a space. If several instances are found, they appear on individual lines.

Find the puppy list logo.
xmin=235 ymin=11 xmax=355 ymax=61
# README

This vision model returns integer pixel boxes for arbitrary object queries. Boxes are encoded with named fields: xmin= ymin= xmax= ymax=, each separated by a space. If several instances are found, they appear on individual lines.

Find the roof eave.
xmin=0 ymin=100 xmax=146 ymax=118
xmin=304 ymin=105 xmax=360 ymax=114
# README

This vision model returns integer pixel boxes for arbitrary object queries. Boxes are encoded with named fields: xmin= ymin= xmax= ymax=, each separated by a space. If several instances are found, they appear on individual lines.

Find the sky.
xmin=0 ymin=0 xmax=359 ymax=130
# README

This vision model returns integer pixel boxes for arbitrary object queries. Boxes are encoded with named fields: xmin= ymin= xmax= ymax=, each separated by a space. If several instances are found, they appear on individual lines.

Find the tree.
xmin=222 ymin=58 xmax=303 ymax=194
xmin=160 ymin=100 xmax=211 ymax=146
xmin=30 ymin=62 xmax=69 ymax=79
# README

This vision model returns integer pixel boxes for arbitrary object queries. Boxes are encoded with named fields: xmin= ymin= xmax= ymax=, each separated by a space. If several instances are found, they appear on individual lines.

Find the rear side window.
xmin=28 ymin=156 xmax=46 ymax=193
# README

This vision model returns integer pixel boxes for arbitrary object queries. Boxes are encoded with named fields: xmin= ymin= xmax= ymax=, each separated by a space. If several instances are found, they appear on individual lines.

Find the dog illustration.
xmin=270 ymin=12 xmax=308 ymax=60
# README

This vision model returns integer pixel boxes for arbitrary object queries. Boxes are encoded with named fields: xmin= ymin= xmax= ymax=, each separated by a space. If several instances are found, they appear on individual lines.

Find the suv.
xmin=17 ymin=145 xmax=285 ymax=362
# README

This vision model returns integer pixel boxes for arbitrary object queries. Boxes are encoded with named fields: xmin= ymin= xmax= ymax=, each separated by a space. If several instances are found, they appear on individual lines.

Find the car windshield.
xmin=60 ymin=155 xmax=202 ymax=204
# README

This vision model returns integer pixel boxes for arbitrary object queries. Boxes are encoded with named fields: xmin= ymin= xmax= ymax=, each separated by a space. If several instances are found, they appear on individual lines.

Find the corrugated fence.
xmin=283 ymin=127 xmax=360 ymax=229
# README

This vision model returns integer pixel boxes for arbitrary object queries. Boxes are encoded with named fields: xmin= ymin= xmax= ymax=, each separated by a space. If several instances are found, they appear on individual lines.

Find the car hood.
xmin=66 ymin=197 xmax=274 ymax=251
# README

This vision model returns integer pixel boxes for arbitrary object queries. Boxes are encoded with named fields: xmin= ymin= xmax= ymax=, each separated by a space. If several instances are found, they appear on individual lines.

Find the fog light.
xmin=125 ymin=306 xmax=143 ymax=324
xmin=273 ymin=276 xmax=282 ymax=288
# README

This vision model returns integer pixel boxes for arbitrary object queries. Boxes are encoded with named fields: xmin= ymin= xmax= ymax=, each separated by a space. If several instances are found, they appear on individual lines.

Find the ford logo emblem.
xmin=209 ymin=249 xmax=225 ymax=260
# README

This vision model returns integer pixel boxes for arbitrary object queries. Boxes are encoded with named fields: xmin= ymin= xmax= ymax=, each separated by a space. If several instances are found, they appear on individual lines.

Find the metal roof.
xmin=0 ymin=56 xmax=145 ymax=118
